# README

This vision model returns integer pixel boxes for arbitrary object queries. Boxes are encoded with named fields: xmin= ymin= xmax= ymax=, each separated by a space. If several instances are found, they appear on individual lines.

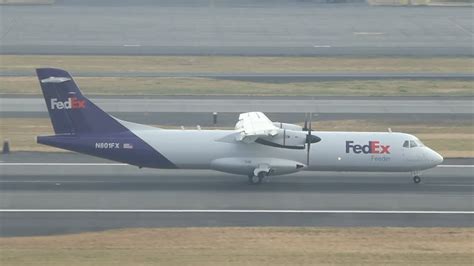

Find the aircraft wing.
xmin=235 ymin=112 xmax=279 ymax=143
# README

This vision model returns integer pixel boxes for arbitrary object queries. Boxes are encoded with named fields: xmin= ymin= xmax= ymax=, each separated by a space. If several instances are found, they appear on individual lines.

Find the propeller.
xmin=306 ymin=117 xmax=312 ymax=166
xmin=304 ymin=113 xmax=321 ymax=166
xmin=303 ymin=113 xmax=309 ymax=131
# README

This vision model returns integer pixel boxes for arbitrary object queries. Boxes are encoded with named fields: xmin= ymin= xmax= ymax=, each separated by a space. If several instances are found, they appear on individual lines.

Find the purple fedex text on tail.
xmin=36 ymin=68 xmax=176 ymax=169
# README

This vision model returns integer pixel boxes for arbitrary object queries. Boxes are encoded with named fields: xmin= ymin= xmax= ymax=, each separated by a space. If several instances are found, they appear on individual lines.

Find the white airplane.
xmin=36 ymin=68 xmax=443 ymax=184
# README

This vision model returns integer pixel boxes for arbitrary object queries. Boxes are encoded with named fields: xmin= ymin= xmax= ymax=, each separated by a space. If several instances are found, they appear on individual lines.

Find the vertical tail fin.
xmin=36 ymin=68 xmax=127 ymax=134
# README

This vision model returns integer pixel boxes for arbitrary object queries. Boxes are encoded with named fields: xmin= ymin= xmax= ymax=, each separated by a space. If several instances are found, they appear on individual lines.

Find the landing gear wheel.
xmin=248 ymin=174 xmax=261 ymax=185
xmin=257 ymin=172 xmax=267 ymax=183
xmin=413 ymin=176 xmax=421 ymax=184
xmin=248 ymin=172 xmax=267 ymax=185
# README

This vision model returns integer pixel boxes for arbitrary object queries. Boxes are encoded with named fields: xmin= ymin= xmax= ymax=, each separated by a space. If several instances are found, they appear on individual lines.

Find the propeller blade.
xmin=306 ymin=113 xmax=312 ymax=166
xmin=303 ymin=113 xmax=308 ymax=131
xmin=306 ymin=135 xmax=310 ymax=166
xmin=305 ymin=113 xmax=323 ymax=165
xmin=308 ymin=114 xmax=312 ymax=133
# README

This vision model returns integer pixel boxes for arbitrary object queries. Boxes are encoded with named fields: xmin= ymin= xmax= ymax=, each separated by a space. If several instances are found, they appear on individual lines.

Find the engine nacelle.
xmin=210 ymin=157 xmax=306 ymax=176
xmin=273 ymin=122 xmax=303 ymax=132
xmin=256 ymin=129 xmax=308 ymax=149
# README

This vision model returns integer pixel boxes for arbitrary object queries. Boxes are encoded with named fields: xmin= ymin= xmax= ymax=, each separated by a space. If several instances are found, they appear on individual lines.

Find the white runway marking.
xmin=353 ymin=32 xmax=385 ymax=35
xmin=0 ymin=209 xmax=472 ymax=214
xmin=122 ymin=44 xmax=141 ymax=47
xmin=449 ymin=18 xmax=473 ymax=36
xmin=437 ymin=165 xmax=474 ymax=168
xmin=313 ymin=45 xmax=332 ymax=48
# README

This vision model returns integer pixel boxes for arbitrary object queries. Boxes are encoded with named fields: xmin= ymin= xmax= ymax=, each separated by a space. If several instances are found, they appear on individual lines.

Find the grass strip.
xmin=1 ymin=227 xmax=473 ymax=266
xmin=1 ymin=77 xmax=473 ymax=96
xmin=1 ymin=55 xmax=472 ymax=74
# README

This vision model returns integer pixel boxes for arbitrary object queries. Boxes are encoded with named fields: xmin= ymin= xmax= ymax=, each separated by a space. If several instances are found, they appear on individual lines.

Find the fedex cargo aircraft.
xmin=36 ymin=68 xmax=443 ymax=184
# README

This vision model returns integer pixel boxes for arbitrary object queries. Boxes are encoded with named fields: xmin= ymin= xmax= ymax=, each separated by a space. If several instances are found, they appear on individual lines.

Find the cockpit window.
xmin=403 ymin=140 xmax=409 ymax=148
xmin=404 ymin=139 xmax=424 ymax=148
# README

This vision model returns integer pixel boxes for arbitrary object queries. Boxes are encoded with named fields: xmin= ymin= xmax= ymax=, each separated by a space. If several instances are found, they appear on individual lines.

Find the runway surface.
xmin=0 ymin=152 xmax=472 ymax=236
xmin=1 ymin=2 xmax=472 ymax=56
xmin=2 ymin=97 xmax=472 ymax=114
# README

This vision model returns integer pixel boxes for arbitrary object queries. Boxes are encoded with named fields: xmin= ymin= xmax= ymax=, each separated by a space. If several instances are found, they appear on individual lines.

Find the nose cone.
xmin=427 ymin=148 xmax=443 ymax=166
xmin=434 ymin=152 xmax=444 ymax=165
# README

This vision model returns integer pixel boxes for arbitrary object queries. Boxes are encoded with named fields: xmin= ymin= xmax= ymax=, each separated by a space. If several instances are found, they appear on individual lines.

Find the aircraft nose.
xmin=427 ymin=148 xmax=443 ymax=166
xmin=435 ymin=152 xmax=444 ymax=165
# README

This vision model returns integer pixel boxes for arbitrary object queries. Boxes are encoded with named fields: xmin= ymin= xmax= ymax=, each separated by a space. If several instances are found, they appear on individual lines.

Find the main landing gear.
xmin=248 ymin=172 xmax=267 ymax=185
xmin=412 ymin=171 xmax=422 ymax=184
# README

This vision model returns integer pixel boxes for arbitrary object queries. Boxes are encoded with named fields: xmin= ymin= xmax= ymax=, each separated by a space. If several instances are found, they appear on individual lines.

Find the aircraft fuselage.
xmin=38 ymin=128 xmax=443 ymax=176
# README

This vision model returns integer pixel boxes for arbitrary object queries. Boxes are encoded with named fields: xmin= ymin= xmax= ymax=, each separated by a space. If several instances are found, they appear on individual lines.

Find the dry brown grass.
xmin=1 ymin=118 xmax=472 ymax=157
xmin=0 ymin=227 xmax=473 ymax=266
xmin=1 ymin=55 xmax=472 ymax=73
xmin=1 ymin=76 xmax=473 ymax=96
xmin=0 ymin=118 xmax=59 ymax=152
xmin=2 ymin=55 xmax=472 ymax=96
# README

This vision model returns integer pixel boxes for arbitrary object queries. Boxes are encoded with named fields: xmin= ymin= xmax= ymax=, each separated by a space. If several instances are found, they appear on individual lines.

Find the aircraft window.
xmin=409 ymin=140 xmax=417 ymax=148
xmin=403 ymin=140 xmax=409 ymax=148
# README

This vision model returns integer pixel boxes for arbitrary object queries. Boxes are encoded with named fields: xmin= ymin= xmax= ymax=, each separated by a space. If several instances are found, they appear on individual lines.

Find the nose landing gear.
xmin=412 ymin=171 xmax=422 ymax=184
xmin=413 ymin=175 xmax=421 ymax=184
